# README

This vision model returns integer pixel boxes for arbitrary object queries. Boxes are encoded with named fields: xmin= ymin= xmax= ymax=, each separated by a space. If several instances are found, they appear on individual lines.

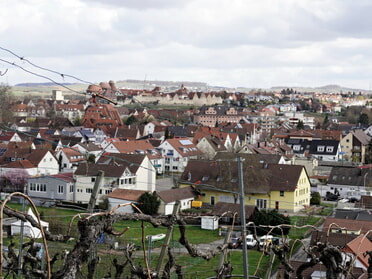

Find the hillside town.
xmin=1 ymin=81 xmax=372 ymax=277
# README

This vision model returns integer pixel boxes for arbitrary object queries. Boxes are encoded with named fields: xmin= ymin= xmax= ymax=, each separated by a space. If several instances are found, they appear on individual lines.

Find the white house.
xmin=55 ymin=147 xmax=86 ymax=172
xmin=0 ymin=149 xmax=59 ymax=176
xmin=74 ymin=154 xmax=156 ymax=204
xmin=101 ymin=140 xmax=164 ymax=174
xmin=107 ymin=188 xmax=147 ymax=213
xmin=156 ymin=186 xmax=196 ymax=215
xmin=158 ymin=138 xmax=202 ymax=173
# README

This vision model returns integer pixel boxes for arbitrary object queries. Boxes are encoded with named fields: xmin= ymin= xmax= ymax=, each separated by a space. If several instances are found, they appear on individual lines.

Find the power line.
xmin=0 ymin=46 xmax=93 ymax=85
xmin=0 ymin=58 xmax=87 ymax=95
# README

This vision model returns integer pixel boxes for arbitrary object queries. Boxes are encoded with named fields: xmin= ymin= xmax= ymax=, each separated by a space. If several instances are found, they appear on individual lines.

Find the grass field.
xmin=3 ymin=203 xmax=323 ymax=278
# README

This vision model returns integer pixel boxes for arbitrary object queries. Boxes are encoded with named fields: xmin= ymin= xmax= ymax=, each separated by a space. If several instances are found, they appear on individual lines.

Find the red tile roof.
xmin=157 ymin=186 xmax=196 ymax=203
xmin=108 ymin=188 xmax=147 ymax=202
xmin=343 ymin=234 xmax=372 ymax=268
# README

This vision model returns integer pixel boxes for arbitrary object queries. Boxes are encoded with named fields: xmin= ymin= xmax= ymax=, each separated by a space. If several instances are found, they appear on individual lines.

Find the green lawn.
xmin=3 ymin=204 xmax=326 ymax=278
xmin=112 ymin=220 xmax=223 ymax=248
xmin=174 ymin=249 xmax=271 ymax=278
xmin=289 ymin=215 xmax=323 ymax=240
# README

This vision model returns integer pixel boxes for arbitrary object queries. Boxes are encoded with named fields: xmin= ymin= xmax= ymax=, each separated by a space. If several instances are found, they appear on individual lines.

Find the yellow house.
xmin=179 ymin=155 xmax=311 ymax=213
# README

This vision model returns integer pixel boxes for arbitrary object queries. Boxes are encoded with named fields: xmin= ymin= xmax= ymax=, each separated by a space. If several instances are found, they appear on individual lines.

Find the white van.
xmin=259 ymin=235 xmax=280 ymax=248
xmin=246 ymin=234 xmax=257 ymax=248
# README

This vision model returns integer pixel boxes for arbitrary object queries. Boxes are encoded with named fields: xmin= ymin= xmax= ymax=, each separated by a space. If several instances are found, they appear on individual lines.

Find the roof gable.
xmin=108 ymin=188 xmax=147 ymax=202
xmin=157 ymin=186 xmax=196 ymax=204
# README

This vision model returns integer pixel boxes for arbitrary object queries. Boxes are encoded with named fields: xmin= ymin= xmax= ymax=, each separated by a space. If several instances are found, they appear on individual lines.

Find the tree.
xmin=366 ymin=139 xmax=372 ymax=164
xmin=322 ymin=114 xmax=330 ymax=129
xmin=0 ymin=84 xmax=15 ymax=123
xmin=73 ymin=116 xmax=82 ymax=126
xmin=359 ymin=113 xmax=370 ymax=126
xmin=251 ymin=209 xmax=291 ymax=236
xmin=0 ymin=169 xmax=29 ymax=192
xmin=124 ymin=115 xmax=138 ymax=126
xmin=87 ymin=154 xmax=96 ymax=163
xmin=136 ymin=191 xmax=161 ymax=215
xmin=296 ymin=120 xmax=304 ymax=130
xmin=310 ymin=192 xmax=321 ymax=205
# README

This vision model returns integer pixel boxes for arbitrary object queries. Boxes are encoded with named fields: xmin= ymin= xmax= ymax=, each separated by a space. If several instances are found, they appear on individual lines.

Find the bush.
xmin=135 ymin=192 xmax=160 ymax=215
xmin=310 ymin=192 xmax=321 ymax=205
xmin=251 ymin=209 xmax=291 ymax=236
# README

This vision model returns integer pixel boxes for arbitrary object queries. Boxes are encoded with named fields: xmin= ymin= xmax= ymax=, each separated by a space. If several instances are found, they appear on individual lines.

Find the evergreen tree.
xmin=310 ymin=192 xmax=321 ymax=205
xmin=136 ymin=192 xmax=161 ymax=215
xmin=296 ymin=120 xmax=304 ymax=130
xmin=359 ymin=113 xmax=369 ymax=125
xmin=125 ymin=115 xmax=138 ymax=126
xmin=366 ymin=139 xmax=372 ymax=164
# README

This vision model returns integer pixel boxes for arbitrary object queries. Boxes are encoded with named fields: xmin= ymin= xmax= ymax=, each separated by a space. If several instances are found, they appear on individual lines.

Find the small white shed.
xmin=11 ymin=208 xmax=49 ymax=239
xmin=201 ymin=216 xmax=219 ymax=230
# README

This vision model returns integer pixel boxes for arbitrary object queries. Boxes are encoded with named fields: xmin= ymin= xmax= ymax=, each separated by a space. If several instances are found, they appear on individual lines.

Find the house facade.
xmin=102 ymin=139 xmax=164 ymax=174
xmin=319 ymin=166 xmax=372 ymax=199
xmin=308 ymin=139 xmax=342 ymax=162
xmin=340 ymin=129 xmax=371 ymax=163
xmin=193 ymin=105 xmax=244 ymax=127
xmin=107 ymin=188 xmax=147 ymax=213
xmin=74 ymin=154 xmax=156 ymax=204
xmin=179 ymin=155 xmax=311 ymax=213
xmin=156 ymin=186 xmax=196 ymax=215
xmin=0 ymin=149 xmax=59 ymax=176
xmin=27 ymin=172 xmax=75 ymax=206
xmin=55 ymin=147 xmax=86 ymax=172
xmin=158 ymin=138 xmax=202 ymax=173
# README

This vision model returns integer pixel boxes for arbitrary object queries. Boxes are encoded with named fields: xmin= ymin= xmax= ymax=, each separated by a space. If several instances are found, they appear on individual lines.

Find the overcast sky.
xmin=1 ymin=0 xmax=372 ymax=90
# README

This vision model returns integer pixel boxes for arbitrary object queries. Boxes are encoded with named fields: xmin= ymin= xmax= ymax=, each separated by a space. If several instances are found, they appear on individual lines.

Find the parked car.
xmin=230 ymin=231 xmax=242 ymax=247
xmin=259 ymin=235 xmax=280 ymax=249
xmin=246 ymin=234 xmax=258 ymax=248
xmin=324 ymin=192 xmax=339 ymax=201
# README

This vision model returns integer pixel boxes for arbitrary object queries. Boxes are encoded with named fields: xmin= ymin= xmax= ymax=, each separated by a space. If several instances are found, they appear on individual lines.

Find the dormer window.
xmin=326 ymin=146 xmax=334 ymax=153
xmin=217 ymin=176 xmax=224 ymax=182
xmin=202 ymin=175 xmax=209 ymax=182
xmin=317 ymin=146 xmax=325 ymax=152
xmin=187 ymin=172 xmax=192 ymax=181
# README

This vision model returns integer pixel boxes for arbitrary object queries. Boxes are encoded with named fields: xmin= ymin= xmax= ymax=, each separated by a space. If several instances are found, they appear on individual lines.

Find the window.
xmin=256 ymin=199 xmax=267 ymax=209
xmin=280 ymin=191 xmax=284 ymax=197
xmin=210 ymin=196 xmax=215 ymax=205
xmin=70 ymin=185 xmax=74 ymax=192
xmin=293 ymin=145 xmax=300 ymax=151
xmin=326 ymin=146 xmax=334 ymax=153
xmin=317 ymin=146 xmax=325 ymax=152
xmin=30 ymin=183 xmax=46 ymax=192
xmin=91 ymin=177 xmax=96 ymax=182
xmin=86 ymin=188 xmax=93 ymax=193
xmin=58 ymin=185 xmax=64 ymax=194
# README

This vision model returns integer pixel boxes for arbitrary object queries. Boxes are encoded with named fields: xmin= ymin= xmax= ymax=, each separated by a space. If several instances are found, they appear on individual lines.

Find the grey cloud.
xmin=79 ymin=0 xmax=187 ymax=10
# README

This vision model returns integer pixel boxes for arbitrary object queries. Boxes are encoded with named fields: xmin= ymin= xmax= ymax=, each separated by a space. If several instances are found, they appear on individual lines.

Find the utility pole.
xmin=155 ymin=201 xmax=180 ymax=274
xmin=88 ymin=170 xmax=104 ymax=213
xmin=238 ymin=156 xmax=249 ymax=279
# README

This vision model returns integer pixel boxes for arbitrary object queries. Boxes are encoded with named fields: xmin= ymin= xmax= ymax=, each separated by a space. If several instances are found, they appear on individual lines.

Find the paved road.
xmin=156 ymin=177 xmax=176 ymax=191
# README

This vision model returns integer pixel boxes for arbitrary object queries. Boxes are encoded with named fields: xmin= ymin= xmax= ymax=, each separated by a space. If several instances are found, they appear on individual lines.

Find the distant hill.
xmin=271 ymin=84 xmax=369 ymax=93
xmin=12 ymin=80 xmax=370 ymax=94
xmin=15 ymin=82 xmax=75 ymax=87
